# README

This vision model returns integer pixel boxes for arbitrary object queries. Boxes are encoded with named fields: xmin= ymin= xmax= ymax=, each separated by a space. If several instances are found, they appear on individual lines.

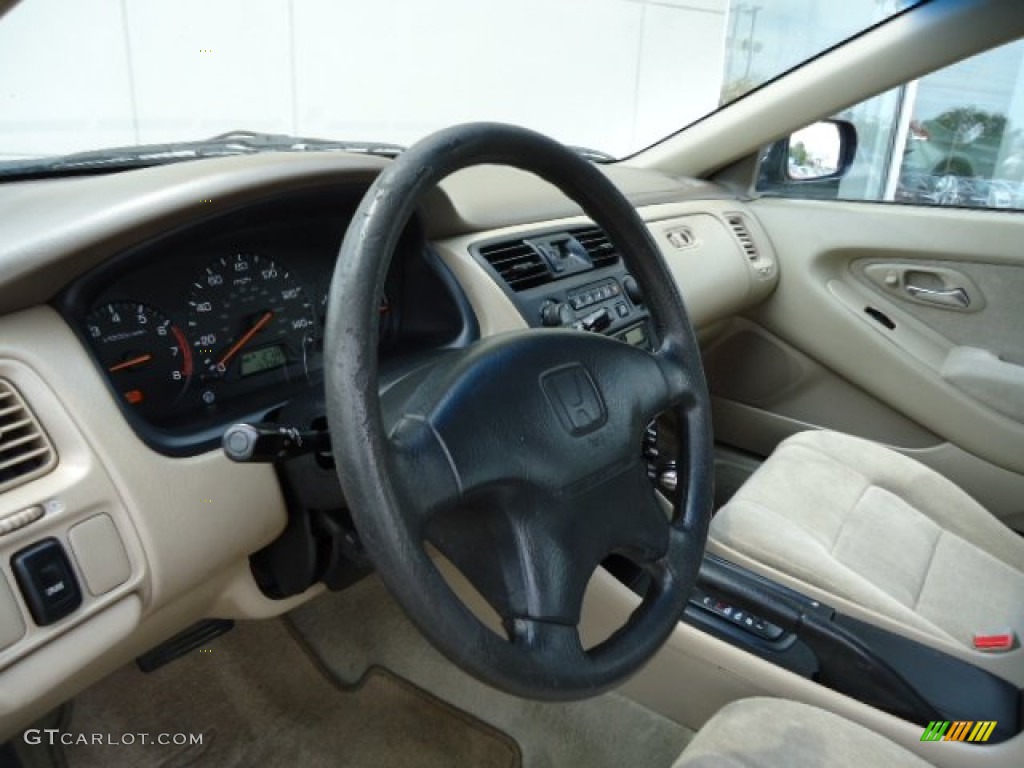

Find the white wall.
xmin=0 ymin=0 xmax=728 ymax=160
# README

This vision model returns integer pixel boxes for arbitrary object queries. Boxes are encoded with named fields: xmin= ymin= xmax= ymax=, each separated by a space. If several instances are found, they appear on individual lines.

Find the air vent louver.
xmin=571 ymin=227 xmax=620 ymax=269
xmin=478 ymin=240 xmax=553 ymax=291
xmin=725 ymin=214 xmax=759 ymax=261
xmin=0 ymin=380 xmax=56 ymax=493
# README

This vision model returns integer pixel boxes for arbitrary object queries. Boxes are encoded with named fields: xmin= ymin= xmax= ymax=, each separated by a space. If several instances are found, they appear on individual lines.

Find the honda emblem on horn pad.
xmin=541 ymin=364 xmax=607 ymax=437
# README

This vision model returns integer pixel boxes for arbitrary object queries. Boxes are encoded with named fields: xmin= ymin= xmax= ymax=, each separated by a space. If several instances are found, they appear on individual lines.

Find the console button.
xmin=11 ymin=538 xmax=82 ymax=626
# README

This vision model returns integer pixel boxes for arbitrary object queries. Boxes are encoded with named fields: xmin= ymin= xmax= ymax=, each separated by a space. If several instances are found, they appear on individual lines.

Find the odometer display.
xmin=85 ymin=302 xmax=192 ymax=417
xmin=240 ymin=344 xmax=288 ymax=377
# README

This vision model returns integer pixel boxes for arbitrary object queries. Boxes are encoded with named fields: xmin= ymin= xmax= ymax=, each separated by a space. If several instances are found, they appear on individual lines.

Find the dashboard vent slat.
xmin=0 ymin=405 xmax=21 ymax=421
xmin=0 ymin=380 xmax=56 ymax=493
xmin=478 ymin=240 xmax=553 ymax=291
xmin=0 ymin=432 xmax=42 ymax=454
xmin=725 ymin=214 xmax=759 ymax=261
xmin=571 ymin=227 xmax=620 ymax=269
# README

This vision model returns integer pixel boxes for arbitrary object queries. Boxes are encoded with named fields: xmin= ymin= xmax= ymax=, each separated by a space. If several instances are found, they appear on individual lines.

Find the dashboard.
xmin=0 ymin=151 xmax=777 ymax=742
xmin=57 ymin=186 xmax=475 ymax=455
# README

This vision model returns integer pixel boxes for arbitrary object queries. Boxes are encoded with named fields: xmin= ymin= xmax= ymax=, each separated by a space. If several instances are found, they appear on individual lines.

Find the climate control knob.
xmin=540 ymin=300 xmax=574 ymax=327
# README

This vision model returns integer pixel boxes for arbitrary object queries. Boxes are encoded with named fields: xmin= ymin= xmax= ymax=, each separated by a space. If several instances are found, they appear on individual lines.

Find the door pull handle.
xmin=904 ymin=284 xmax=970 ymax=309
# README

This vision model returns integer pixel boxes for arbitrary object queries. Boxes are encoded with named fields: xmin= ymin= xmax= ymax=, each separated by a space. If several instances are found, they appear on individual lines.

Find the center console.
xmin=611 ymin=552 xmax=1023 ymax=744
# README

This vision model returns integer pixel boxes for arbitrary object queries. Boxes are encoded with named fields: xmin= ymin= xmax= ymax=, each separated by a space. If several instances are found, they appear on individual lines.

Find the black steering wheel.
xmin=325 ymin=123 xmax=713 ymax=700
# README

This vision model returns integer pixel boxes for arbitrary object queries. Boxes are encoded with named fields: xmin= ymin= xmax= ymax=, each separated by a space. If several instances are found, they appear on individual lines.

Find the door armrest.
xmin=941 ymin=346 xmax=1024 ymax=422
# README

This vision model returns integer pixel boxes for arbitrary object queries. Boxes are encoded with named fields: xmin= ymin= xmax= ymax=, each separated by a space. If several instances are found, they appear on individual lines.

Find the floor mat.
xmin=288 ymin=575 xmax=693 ymax=768
xmin=57 ymin=618 xmax=519 ymax=768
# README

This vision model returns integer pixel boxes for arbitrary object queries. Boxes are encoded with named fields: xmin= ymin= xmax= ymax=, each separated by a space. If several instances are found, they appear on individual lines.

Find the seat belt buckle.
xmin=972 ymin=629 xmax=1016 ymax=652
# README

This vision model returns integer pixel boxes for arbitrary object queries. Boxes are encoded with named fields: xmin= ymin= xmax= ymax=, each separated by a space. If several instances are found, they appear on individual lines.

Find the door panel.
xmin=709 ymin=198 xmax=1024 ymax=531
xmin=855 ymin=258 xmax=1024 ymax=364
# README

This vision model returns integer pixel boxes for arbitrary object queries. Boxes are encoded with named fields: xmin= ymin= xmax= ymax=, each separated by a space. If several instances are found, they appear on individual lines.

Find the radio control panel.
xmin=525 ymin=269 xmax=652 ymax=350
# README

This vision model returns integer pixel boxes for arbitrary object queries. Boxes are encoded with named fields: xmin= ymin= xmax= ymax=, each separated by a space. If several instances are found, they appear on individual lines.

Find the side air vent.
xmin=478 ymin=240 xmax=553 ymax=291
xmin=0 ymin=380 xmax=56 ymax=493
xmin=725 ymin=214 xmax=759 ymax=262
xmin=571 ymin=227 xmax=619 ymax=269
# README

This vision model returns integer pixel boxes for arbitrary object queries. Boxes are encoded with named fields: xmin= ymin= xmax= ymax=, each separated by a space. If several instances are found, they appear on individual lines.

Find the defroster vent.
xmin=0 ymin=380 xmax=56 ymax=493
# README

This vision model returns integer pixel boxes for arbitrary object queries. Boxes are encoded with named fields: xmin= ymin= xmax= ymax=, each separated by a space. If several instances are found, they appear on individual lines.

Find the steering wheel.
xmin=324 ymin=123 xmax=713 ymax=700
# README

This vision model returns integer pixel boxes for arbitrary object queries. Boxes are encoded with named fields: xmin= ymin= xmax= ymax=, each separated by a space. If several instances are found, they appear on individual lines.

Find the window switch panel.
xmin=691 ymin=587 xmax=785 ymax=641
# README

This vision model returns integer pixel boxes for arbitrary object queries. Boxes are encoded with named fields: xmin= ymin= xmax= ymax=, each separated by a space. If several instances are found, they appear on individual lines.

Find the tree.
xmin=789 ymin=141 xmax=809 ymax=167
xmin=931 ymin=108 xmax=1006 ymax=144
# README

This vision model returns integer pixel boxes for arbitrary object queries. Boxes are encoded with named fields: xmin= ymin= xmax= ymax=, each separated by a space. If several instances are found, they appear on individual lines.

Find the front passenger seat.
xmin=673 ymin=697 xmax=934 ymax=767
xmin=709 ymin=430 xmax=1024 ymax=649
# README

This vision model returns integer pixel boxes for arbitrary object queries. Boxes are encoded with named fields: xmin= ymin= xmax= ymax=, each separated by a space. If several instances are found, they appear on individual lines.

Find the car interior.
xmin=0 ymin=1 xmax=1021 ymax=766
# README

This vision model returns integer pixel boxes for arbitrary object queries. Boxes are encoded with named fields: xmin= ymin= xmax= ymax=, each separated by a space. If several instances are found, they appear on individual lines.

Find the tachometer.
xmin=85 ymin=302 xmax=192 ymax=415
xmin=187 ymin=253 xmax=316 ymax=398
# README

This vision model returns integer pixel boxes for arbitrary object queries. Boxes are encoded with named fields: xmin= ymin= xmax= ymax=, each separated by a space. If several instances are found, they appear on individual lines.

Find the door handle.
xmin=861 ymin=263 xmax=983 ymax=312
xmin=904 ymin=284 xmax=970 ymax=309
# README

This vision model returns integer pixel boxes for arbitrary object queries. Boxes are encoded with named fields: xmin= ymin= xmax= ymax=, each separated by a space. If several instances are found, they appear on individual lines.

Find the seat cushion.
xmin=710 ymin=430 xmax=1024 ymax=647
xmin=673 ymin=697 xmax=933 ymax=768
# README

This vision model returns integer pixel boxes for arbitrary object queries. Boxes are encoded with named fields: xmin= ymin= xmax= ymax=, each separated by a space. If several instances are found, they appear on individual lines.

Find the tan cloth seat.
xmin=673 ymin=697 xmax=933 ymax=768
xmin=709 ymin=430 xmax=1024 ymax=648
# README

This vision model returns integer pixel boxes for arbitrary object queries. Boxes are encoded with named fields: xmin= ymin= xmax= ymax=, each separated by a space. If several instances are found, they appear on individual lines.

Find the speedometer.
xmin=187 ymin=253 xmax=316 ymax=401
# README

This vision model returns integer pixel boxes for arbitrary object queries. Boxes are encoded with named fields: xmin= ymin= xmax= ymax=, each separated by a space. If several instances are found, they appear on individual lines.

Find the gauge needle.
xmin=217 ymin=311 xmax=274 ymax=370
xmin=108 ymin=353 xmax=153 ymax=373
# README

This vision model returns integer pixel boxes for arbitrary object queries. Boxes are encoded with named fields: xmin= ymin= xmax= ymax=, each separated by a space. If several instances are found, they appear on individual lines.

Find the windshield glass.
xmin=0 ymin=0 xmax=921 ymax=166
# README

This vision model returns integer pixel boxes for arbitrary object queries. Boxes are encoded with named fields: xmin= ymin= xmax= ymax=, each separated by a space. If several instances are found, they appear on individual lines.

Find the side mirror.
xmin=758 ymin=119 xmax=858 ymax=196
xmin=787 ymin=121 xmax=854 ymax=180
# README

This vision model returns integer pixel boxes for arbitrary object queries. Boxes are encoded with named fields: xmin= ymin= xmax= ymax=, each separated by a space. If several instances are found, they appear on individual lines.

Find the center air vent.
xmin=0 ymin=380 xmax=56 ymax=494
xmin=478 ymin=240 xmax=553 ymax=291
xmin=571 ymin=227 xmax=620 ymax=269
xmin=725 ymin=214 xmax=759 ymax=262
xmin=477 ymin=225 xmax=620 ymax=292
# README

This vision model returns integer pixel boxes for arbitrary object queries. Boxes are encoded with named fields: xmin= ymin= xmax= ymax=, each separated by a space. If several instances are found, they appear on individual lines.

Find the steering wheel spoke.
xmin=425 ymin=488 xmax=599 ymax=629
xmin=510 ymin=618 xmax=586 ymax=662
xmin=385 ymin=412 xmax=463 ymax=533
xmin=650 ymin=342 xmax=700 ymax=411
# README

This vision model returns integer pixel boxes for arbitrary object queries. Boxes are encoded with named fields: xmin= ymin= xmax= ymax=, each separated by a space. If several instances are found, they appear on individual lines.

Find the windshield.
xmin=0 ymin=0 xmax=921 ymax=167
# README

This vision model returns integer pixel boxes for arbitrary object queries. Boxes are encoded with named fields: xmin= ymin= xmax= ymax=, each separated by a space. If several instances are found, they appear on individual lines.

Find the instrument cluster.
xmin=59 ymin=188 xmax=471 ymax=455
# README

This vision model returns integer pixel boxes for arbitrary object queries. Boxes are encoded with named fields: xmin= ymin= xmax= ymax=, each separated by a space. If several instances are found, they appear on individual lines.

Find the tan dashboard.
xmin=0 ymin=152 xmax=776 ymax=739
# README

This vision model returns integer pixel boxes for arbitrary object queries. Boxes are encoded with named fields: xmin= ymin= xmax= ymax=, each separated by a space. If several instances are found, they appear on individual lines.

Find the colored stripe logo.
xmin=920 ymin=721 xmax=997 ymax=743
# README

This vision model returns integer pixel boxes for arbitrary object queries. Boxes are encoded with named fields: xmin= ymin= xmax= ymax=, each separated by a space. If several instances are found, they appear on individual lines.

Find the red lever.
xmin=972 ymin=630 xmax=1015 ymax=652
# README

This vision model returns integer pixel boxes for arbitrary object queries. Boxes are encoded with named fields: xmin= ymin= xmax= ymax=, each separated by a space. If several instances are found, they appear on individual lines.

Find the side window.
xmin=758 ymin=38 xmax=1024 ymax=211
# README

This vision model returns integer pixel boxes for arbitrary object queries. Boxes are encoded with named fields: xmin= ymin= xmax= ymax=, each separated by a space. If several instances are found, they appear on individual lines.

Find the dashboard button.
xmin=68 ymin=514 xmax=131 ymax=597
xmin=11 ymin=538 xmax=82 ymax=626
xmin=0 ymin=504 xmax=44 ymax=537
